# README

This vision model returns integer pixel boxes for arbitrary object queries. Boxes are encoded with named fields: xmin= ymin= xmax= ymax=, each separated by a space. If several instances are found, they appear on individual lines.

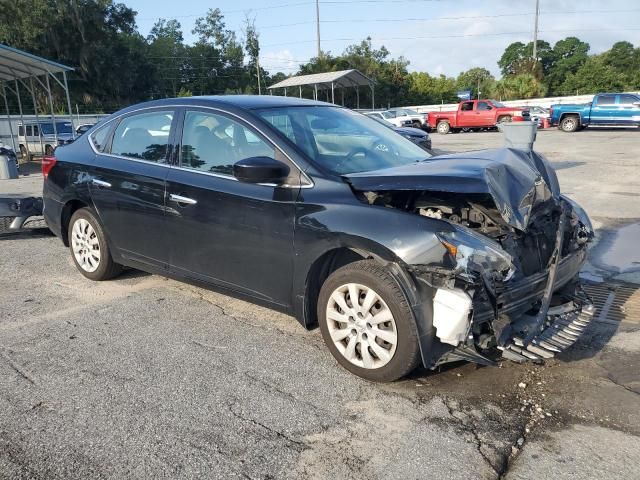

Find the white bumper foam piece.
xmin=433 ymin=288 xmax=473 ymax=346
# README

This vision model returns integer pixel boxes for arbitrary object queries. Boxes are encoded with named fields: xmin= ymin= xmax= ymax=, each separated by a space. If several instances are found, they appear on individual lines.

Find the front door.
xmin=165 ymin=108 xmax=298 ymax=306
xmin=89 ymin=108 xmax=176 ymax=269
xmin=457 ymin=101 xmax=476 ymax=127
xmin=589 ymin=94 xmax=616 ymax=125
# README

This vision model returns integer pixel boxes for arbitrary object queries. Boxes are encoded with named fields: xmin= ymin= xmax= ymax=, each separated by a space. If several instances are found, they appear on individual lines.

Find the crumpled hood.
xmin=345 ymin=148 xmax=561 ymax=231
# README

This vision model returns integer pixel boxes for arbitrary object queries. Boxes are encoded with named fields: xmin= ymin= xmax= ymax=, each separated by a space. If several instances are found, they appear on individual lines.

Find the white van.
xmin=17 ymin=120 xmax=75 ymax=159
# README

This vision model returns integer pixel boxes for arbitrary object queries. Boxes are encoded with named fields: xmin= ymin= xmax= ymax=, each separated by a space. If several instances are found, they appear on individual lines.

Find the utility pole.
xmin=256 ymin=58 xmax=262 ymax=95
xmin=316 ymin=0 xmax=321 ymax=57
xmin=532 ymin=0 xmax=540 ymax=61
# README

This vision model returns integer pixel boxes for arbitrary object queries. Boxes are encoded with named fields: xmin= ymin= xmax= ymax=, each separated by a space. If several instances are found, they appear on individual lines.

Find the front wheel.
xmin=318 ymin=260 xmax=421 ymax=382
xmin=68 ymin=208 xmax=122 ymax=281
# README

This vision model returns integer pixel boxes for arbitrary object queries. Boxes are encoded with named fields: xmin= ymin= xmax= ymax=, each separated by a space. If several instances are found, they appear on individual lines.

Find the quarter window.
xmin=90 ymin=124 xmax=112 ymax=153
xmin=110 ymin=110 xmax=173 ymax=162
xmin=181 ymin=110 xmax=276 ymax=176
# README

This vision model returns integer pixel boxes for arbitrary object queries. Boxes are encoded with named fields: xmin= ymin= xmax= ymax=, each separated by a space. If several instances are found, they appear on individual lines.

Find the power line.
xmin=261 ymin=27 xmax=640 ymax=48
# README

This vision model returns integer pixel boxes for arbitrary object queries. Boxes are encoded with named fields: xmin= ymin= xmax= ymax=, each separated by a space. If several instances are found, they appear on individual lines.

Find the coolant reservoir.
xmin=433 ymin=288 xmax=473 ymax=346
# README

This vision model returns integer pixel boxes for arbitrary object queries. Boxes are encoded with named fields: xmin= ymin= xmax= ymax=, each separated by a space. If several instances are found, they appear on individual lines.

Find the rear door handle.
xmin=91 ymin=179 xmax=111 ymax=188
xmin=169 ymin=194 xmax=197 ymax=205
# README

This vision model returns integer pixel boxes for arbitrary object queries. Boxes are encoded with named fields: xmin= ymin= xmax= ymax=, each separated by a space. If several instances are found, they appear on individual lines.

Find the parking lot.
xmin=1 ymin=128 xmax=640 ymax=479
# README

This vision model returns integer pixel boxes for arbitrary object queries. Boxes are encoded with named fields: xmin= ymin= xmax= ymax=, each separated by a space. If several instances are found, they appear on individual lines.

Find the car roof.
xmin=120 ymin=95 xmax=334 ymax=112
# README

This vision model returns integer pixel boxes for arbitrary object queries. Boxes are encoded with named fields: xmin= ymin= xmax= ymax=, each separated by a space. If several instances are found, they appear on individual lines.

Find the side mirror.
xmin=233 ymin=156 xmax=290 ymax=184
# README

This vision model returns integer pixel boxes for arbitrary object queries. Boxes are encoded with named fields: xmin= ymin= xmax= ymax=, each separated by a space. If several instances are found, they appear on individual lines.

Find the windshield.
xmin=489 ymin=100 xmax=506 ymax=108
xmin=256 ymin=106 xmax=430 ymax=175
xmin=40 ymin=122 xmax=73 ymax=135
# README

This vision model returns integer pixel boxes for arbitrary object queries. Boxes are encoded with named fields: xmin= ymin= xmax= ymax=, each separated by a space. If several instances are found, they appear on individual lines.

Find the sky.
xmin=128 ymin=0 xmax=640 ymax=78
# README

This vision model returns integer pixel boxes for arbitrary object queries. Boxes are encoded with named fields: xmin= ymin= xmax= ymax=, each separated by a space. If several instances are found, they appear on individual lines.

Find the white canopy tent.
xmin=268 ymin=69 xmax=375 ymax=109
xmin=0 ymin=43 xmax=75 ymax=156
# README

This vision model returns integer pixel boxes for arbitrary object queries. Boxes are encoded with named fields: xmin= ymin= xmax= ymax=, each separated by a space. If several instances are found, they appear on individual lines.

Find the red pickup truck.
xmin=427 ymin=100 xmax=530 ymax=134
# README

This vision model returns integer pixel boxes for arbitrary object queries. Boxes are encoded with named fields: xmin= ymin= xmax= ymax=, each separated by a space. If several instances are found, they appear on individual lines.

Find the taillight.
xmin=42 ymin=156 xmax=57 ymax=178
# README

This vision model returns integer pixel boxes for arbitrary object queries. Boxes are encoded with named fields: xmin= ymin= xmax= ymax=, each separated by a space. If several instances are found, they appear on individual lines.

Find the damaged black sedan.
xmin=43 ymin=96 xmax=594 ymax=382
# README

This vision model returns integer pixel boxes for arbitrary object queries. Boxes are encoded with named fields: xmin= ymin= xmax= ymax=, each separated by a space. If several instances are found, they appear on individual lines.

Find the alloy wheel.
xmin=325 ymin=283 xmax=398 ymax=369
xmin=71 ymin=218 xmax=101 ymax=273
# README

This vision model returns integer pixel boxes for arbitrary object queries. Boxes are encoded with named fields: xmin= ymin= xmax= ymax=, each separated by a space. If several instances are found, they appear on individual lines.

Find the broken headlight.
xmin=437 ymin=228 xmax=516 ymax=281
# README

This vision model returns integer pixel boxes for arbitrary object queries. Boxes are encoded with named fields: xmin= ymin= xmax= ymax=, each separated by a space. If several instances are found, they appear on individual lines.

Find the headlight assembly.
xmin=437 ymin=228 xmax=515 ymax=281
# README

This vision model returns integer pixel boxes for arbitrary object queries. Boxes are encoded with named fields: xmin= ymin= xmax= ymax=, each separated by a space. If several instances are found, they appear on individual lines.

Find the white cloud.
xmin=260 ymin=49 xmax=298 ymax=73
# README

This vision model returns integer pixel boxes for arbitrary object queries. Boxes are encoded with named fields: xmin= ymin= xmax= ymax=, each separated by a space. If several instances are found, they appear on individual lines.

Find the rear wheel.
xmin=412 ymin=120 xmax=422 ymax=129
xmin=19 ymin=146 xmax=29 ymax=161
xmin=318 ymin=260 xmax=421 ymax=382
xmin=436 ymin=121 xmax=450 ymax=135
xmin=68 ymin=208 xmax=122 ymax=281
xmin=497 ymin=115 xmax=512 ymax=124
xmin=560 ymin=115 xmax=579 ymax=133
xmin=45 ymin=145 xmax=54 ymax=156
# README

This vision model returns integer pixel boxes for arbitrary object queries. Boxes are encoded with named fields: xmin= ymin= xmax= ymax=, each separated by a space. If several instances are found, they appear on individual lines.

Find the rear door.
xmin=89 ymin=108 xmax=176 ymax=269
xmin=165 ymin=107 xmax=298 ymax=306
xmin=589 ymin=94 xmax=616 ymax=125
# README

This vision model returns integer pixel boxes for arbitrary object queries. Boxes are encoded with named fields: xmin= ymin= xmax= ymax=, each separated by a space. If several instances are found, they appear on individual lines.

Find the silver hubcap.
xmin=438 ymin=123 xmax=448 ymax=133
xmin=564 ymin=119 xmax=575 ymax=130
xmin=71 ymin=218 xmax=101 ymax=273
xmin=326 ymin=283 xmax=398 ymax=369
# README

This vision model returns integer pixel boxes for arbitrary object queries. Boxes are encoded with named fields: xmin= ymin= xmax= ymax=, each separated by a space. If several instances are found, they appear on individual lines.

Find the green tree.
xmin=456 ymin=68 xmax=495 ymax=99
xmin=559 ymin=55 xmax=626 ymax=95
xmin=545 ymin=37 xmax=590 ymax=95
xmin=147 ymin=19 xmax=185 ymax=97
xmin=494 ymin=74 xmax=546 ymax=100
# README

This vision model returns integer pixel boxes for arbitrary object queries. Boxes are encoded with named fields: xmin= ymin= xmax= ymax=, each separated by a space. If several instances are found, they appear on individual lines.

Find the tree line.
xmin=1 ymin=0 xmax=639 ymax=114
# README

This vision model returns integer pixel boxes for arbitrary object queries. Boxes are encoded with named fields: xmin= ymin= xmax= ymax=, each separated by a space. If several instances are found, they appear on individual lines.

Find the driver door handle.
xmin=169 ymin=193 xmax=197 ymax=205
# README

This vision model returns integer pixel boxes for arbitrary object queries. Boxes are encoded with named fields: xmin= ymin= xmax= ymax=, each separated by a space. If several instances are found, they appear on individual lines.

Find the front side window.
xmin=18 ymin=125 xmax=24 ymax=136
xmin=40 ymin=122 xmax=73 ymax=135
xmin=181 ymin=110 xmax=276 ymax=176
xmin=461 ymin=102 xmax=474 ymax=111
xmin=110 ymin=110 xmax=173 ymax=162
xmin=619 ymin=94 xmax=639 ymax=106
xmin=257 ymin=106 xmax=430 ymax=175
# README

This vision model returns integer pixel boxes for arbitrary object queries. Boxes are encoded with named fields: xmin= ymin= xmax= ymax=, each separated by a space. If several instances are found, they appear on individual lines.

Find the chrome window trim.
xmin=87 ymin=103 xmax=314 ymax=189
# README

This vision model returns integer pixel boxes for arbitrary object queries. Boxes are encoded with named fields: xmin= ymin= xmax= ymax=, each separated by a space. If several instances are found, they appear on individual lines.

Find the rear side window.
xmin=32 ymin=125 xmax=39 ymax=136
xmin=110 ymin=110 xmax=173 ymax=162
xmin=477 ymin=101 xmax=491 ymax=111
xmin=597 ymin=95 xmax=616 ymax=106
xmin=619 ymin=94 xmax=639 ymax=105
xmin=90 ymin=124 xmax=112 ymax=152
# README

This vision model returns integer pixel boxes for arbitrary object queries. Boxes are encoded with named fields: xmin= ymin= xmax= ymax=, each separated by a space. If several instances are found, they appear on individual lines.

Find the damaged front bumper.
xmin=410 ymin=201 xmax=594 ymax=368
xmin=0 ymin=195 xmax=44 ymax=232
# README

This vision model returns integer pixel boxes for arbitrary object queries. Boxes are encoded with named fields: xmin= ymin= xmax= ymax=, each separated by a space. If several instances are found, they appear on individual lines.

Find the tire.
xmin=68 ymin=208 xmax=122 ymax=281
xmin=318 ymin=260 xmax=421 ymax=382
xmin=436 ymin=121 xmax=450 ymax=135
xmin=497 ymin=115 xmax=512 ymax=124
xmin=45 ymin=145 xmax=54 ymax=156
xmin=560 ymin=115 xmax=579 ymax=133
xmin=19 ymin=146 xmax=29 ymax=161
xmin=412 ymin=120 xmax=422 ymax=129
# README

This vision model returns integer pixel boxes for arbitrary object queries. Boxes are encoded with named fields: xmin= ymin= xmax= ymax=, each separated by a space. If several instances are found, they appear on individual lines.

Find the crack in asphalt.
xmin=0 ymin=349 xmax=36 ymax=385
xmin=227 ymin=402 xmax=307 ymax=452
xmin=441 ymin=397 xmax=507 ymax=478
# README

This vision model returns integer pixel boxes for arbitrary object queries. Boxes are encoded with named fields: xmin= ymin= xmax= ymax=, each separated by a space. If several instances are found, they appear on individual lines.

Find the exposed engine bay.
xmin=345 ymin=147 xmax=595 ymax=367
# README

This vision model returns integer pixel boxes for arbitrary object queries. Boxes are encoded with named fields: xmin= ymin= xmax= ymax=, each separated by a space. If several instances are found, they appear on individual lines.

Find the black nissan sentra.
xmin=43 ymin=96 xmax=595 ymax=382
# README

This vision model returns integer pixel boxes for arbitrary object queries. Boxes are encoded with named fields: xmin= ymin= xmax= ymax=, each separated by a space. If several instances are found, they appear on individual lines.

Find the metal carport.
xmin=0 ymin=43 xmax=75 ymax=157
xmin=267 ymin=69 xmax=375 ymax=109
